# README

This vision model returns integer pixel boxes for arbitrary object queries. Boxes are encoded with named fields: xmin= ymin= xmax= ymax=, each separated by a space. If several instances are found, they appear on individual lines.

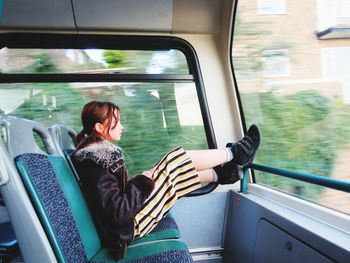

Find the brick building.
xmin=233 ymin=0 xmax=350 ymax=103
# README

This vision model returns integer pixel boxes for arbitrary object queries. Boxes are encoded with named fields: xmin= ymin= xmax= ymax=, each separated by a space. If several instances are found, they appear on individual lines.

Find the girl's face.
xmin=107 ymin=110 xmax=124 ymax=141
xmin=95 ymin=109 xmax=124 ymax=141
xmin=108 ymin=115 xmax=124 ymax=142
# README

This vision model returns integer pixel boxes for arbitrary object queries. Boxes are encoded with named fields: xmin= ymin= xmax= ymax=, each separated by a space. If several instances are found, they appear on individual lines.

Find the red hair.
xmin=76 ymin=101 xmax=120 ymax=148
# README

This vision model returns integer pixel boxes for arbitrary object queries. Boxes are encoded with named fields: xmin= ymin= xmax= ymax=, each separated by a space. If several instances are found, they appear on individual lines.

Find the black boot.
xmin=214 ymin=161 xmax=240 ymax=185
xmin=228 ymin=124 xmax=261 ymax=166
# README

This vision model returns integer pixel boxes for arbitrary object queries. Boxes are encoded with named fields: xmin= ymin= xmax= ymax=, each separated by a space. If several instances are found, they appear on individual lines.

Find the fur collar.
xmin=73 ymin=140 xmax=124 ymax=169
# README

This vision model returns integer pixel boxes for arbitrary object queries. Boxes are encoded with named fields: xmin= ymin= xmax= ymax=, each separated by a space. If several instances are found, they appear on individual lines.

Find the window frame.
xmin=0 ymin=33 xmax=218 ymax=195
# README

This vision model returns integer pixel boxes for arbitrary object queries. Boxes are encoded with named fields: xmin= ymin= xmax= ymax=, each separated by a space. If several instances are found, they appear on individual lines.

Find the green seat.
xmin=131 ymin=212 xmax=180 ymax=245
xmin=51 ymin=125 xmax=182 ymax=244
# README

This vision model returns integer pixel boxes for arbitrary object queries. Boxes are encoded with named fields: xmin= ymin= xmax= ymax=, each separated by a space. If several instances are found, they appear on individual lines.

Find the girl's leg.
xmin=134 ymin=125 xmax=262 ymax=238
xmin=134 ymin=146 xmax=202 ymax=238
xmin=197 ymin=169 xmax=215 ymax=183
xmin=187 ymin=149 xmax=228 ymax=171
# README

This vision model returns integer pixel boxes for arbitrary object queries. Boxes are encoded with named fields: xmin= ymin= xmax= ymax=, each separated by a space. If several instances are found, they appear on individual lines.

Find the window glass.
xmin=256 ymin=172 xmax=350 ymax=215
xmin=0 ymin=48 xmax=189 ymax=74
xmin=0 ymin=82 xmax=207 ymax=175
xmin=233 ymin=0 xmax=350 ymax=214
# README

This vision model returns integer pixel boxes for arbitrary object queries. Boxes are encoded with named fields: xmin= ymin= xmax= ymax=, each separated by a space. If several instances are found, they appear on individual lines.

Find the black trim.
xmin=0 ymin=32 xmax=218 ymax=195
xmin=69 ymin=0 xmax=79 ymax=34
xmin=186 ymin=182 xmax=218 ymax=196
xmin=0 ymin=33 xmax=195 ymax=63
xmin=0 ymin=74 xmax=194 ymax=83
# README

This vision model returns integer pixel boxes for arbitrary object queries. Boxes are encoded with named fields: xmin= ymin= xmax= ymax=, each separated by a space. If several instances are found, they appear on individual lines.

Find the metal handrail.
xmin=240 ymin=163 xmax=350 ymax=194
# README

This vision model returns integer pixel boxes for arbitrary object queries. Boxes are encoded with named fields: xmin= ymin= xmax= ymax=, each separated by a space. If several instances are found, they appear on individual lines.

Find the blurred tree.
xmin=103 ymin=50 xmax=126 ymax=68
xmin=33 ymin=54 xmax=59 ymax=73
xmin=242 ymin=90 xmax=350 ymax=198
xmin=232 ymin=10 xmax=269 ymax=74
xmin=10 ymin=83 xmax=86 ymax=129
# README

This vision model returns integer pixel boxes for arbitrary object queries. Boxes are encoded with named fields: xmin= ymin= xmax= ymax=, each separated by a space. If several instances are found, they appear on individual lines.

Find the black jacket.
xmin=72 ymin=139 xmax=155 ymax=257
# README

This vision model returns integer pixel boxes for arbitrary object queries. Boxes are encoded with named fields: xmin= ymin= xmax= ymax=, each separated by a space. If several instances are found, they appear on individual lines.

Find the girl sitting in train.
xmin=71 ymin=100 xmax=261 ymax=259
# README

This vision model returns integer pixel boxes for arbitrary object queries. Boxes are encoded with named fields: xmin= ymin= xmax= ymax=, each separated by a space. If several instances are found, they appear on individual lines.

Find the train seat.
xmin=1 ymin=117 xmax=192 ymax=263
xmin=48 ymin=124 xmax=181 ymax=245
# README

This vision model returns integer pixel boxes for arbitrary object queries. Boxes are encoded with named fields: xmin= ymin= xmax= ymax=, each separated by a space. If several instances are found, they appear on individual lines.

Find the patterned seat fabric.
xmin=91 ymin=240 xmax=192 ymax=263
xmin=16 ymin=153 xmax=89 ymax=263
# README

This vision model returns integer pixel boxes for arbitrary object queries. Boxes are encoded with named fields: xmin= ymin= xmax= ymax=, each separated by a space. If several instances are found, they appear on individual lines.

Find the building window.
xmin=335 ymin=0 xmax=350 ymax=25
xmin=262 ymin=49 xmax=290 ymax=77
xmin=322 ymin=47 xmax=350 ymax=103
xmin=317 ymin=0 xmax=350 ymax=31
xmin=257 ymin=0 xmax=286 ymax=14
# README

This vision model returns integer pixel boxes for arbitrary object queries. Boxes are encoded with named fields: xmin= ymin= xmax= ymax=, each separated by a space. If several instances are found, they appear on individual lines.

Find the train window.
xmin=232 ymin=0 xmax=350 ymax=214
xmin=0 ymin=45 xmax=208 ymax=176
xmin=0 ymin=48 xmax=189 ymax=74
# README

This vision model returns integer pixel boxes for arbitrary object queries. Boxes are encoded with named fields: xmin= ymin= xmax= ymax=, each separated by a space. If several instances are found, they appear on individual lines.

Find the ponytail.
xmin=76 ymin=128 xmax=87 ymax=145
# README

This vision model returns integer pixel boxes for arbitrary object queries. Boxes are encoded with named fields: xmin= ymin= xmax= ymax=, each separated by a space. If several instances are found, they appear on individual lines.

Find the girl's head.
xmin=76 ymin=101 xmax=124 ymax=144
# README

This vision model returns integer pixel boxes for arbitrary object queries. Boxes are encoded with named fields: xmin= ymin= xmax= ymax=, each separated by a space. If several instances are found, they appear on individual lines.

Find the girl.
xmin=71 ymin=101 xmax=260 ymax=259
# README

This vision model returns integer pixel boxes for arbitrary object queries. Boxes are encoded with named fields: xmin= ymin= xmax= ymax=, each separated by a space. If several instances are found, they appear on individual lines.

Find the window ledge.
xmin=248 ymin=183 xmax=350 ymax=234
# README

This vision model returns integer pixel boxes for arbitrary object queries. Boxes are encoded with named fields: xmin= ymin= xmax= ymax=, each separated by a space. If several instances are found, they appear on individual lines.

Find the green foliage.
xmin=103 ymin=50 xmax=126 ymax=68
xmin=10 ymin=83 xmax=87 ymax=128
xmin=30 ymin=54 xmax=59 ymax=73
xmin=160 ymin=51 xmax=189 ymax=74
xmin=122 ymin=51 xmax=153 ymax=73
xmin=242 ymin=91 xmax=350 ymax=199
xmin=232 ymin=7 xmax=291 ymax=75
xmin=232 ymin=8 xmax=269 ymax=73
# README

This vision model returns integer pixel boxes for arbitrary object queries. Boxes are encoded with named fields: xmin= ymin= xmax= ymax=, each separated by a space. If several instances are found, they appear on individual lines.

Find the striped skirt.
xmin=133 ymin=146 xmax=201 ymax=238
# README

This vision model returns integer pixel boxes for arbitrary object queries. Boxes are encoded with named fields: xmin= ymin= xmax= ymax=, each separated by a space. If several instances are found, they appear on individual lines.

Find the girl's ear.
xmin=94 ymin=123 xmax=104 ymax=135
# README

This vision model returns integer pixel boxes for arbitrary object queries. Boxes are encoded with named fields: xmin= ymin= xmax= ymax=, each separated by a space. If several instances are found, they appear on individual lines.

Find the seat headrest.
xmin=0 ymin=116 xmax=60 ymax=158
